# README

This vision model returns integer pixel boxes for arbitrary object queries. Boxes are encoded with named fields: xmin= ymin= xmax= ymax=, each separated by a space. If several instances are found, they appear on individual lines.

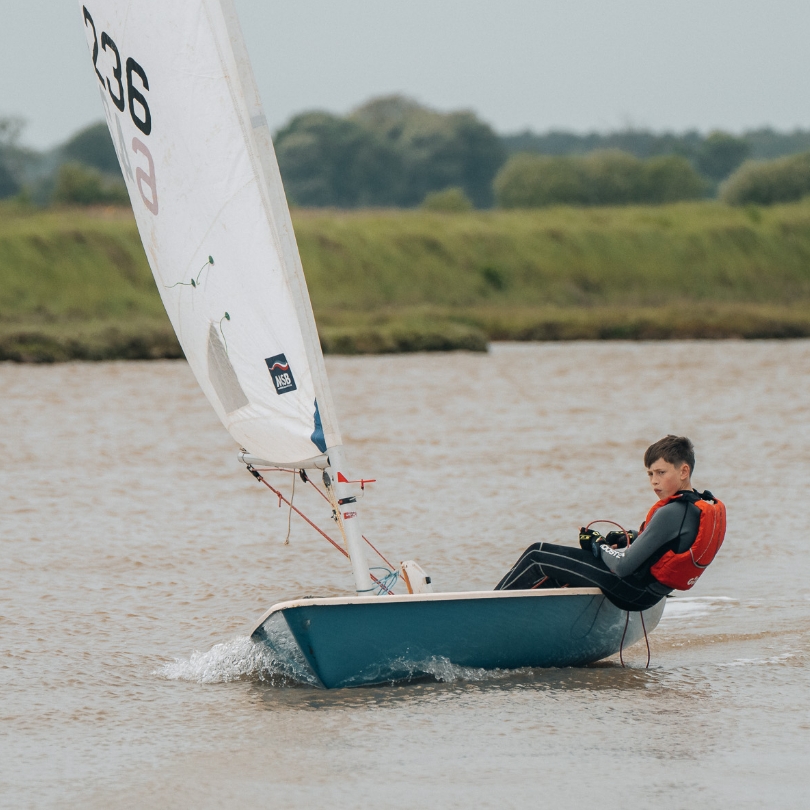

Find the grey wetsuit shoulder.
xmin=599 ymin=500 xmax=701 ymax=582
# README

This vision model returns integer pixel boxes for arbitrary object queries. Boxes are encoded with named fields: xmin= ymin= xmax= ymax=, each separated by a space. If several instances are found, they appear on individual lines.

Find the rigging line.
xmin=362 ymin=535 xmax=396 ymax=570
xmin=641 ymin=611 xmax=651 ymax=669
xmin=323 ymin=473 xmax=346 ymax=548
xmin=269 ymin=470 xmax=396 ymax=568
xmin=321 ymin=474 xmax=396 ymax=595
xmin=619 ymin=611 xmax=630 ymax=668
xmin=370 ymin=572 xmax=395 ymax=595
xmin=305 ymin=477 xmax=331 ymax=504
xmin=284 ymin=473 xmax=295 ymax=545
xmin=248 ymin=468 xmax=395 ymax=594
xmin=369 ymin=567 xmax=399 ymax=595
xmin=253 ymin=473 xmax=348 ymax=557
xmin=300 ymin=474 xmax=393 ymax=567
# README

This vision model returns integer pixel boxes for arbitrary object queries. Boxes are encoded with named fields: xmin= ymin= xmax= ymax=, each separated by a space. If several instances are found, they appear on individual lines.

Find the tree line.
xmin=4 ymin=96 xmax=810 ymax=209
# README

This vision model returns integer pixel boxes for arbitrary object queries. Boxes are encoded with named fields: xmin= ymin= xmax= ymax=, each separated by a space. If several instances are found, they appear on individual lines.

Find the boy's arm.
xmin=598 ymin=502 xmax=695 ymax=578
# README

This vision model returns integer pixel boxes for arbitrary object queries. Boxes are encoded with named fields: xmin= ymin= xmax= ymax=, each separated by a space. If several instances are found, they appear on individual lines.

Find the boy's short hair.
xmin=644 ymin=435 xmax=695 ymax=474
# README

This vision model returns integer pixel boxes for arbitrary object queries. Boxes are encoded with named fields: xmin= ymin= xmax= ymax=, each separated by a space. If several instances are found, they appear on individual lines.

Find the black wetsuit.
xmin=495 ymin=492 xmax=703 ymax=611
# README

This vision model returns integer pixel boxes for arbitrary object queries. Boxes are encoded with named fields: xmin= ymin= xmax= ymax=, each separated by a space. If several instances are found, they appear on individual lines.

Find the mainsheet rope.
xmin=587 ymin=519 xmax=652 ymax=670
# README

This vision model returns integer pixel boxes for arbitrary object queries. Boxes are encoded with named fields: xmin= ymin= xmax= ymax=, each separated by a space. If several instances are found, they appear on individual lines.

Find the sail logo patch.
xmin=265 ymin=354 xmax=297 ymax=394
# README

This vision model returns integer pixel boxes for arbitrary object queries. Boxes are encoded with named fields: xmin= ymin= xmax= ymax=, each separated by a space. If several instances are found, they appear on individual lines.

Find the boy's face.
xmin=647 ymin=457 xmax=691 ymax=500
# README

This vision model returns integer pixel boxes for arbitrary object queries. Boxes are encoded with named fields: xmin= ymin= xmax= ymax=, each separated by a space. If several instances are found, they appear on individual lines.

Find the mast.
xmin=326 ymin=446 xmax=371 ymax=594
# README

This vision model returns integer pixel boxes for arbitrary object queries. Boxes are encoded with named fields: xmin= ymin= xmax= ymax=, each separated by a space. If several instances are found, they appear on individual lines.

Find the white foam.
xmin=156 ymin=636 xmax=280 ymax=684
xmin=661 ymin=595 xmax=737 ymax=621
xmin=351 ymin=654 xmax=535 ymax=686
xmin=406 ymin=656 xmax=509 ymax=683
xmin=155 ymin=615 xmax=319 ymax=686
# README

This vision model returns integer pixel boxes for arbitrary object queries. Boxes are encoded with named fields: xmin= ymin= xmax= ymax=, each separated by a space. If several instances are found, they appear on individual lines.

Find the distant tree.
xmin=583 ymin=150 xmax=646 ymax=205
xmin=643 ymin=155 xmax=707 ymax=202
xmin=60 ymin=122 xmax=121 ymax=176
xmin=274 ymin=97 xmax=505 ymax=209
xmin=494 ymin=153 xmax=589 ymax=208
xmin=0 ymin=162 xmax=18 ymax=199
xmin=51 ymin=162 xmax=128 ymax=205
xmin=421 ymin=186 xmax=473 ymax=211
xmin=351 ymin=95 xmax=506 ymax=207
xmin=720 ymin=152 xmax=810 ymax=205
xmin=501 ymin=128 xmax=704 ymax=162
xmin=494 ymin=150 xmax=704 ymax=208
xmin=743 ymin=128 xmax=810 ymax=160
xmin=275 ymin=112 xmax=403 ymax=207
xmin=697 ymin=131 xmax=750 ymax=182
xmin=0 ymin=116 xmax=25 ymax=199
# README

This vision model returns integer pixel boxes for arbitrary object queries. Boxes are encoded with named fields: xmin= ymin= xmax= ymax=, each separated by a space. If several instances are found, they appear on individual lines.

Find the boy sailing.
xmin=496 ymin=435 xmax=726 ymax=611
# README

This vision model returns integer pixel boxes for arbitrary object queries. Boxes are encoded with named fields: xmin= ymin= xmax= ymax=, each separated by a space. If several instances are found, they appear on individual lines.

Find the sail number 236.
xmin=82 ymin=6 xmax=158 ymax=215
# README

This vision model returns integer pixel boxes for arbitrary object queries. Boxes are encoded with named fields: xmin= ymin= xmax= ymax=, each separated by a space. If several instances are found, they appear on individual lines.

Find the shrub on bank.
xmin=0 ymin=161 xmax=18 ymax=199
xmin=720 ymin=152 xmax=810 ymax=205
xmin=51 ymin=163 xmax=129 ymax=206
xmin=494 ymin=150 xmax=705 ymax=208
xmin=643 ymin=155 xmax=707 ymax=202
xmin=421 ymin=186 xmax=473 ymax=212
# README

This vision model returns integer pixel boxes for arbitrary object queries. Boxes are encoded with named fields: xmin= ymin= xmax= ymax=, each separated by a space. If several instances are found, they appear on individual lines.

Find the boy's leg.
xmin=496 ymin=542 xmax=606 ymax=590
xmin=495 ymin=542 xmax=548 ymax=590
xmin=495 ymin=542 xmax=661 ymax=611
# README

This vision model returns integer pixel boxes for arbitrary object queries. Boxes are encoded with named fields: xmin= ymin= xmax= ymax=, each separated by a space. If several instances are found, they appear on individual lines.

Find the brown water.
xmin=1 ymin=342 xmax=808 ymax=808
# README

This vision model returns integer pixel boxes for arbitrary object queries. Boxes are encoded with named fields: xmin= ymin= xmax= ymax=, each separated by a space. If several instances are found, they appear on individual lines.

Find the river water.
xmin=1 ymin=342 xmax=808 ymax=808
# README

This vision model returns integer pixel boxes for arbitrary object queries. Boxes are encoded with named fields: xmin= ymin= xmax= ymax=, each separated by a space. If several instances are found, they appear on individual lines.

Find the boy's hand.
xmin=579 ymin=528 xmax=605 ymax=556
xmin=604 ymin=529 xmax=638 ymax=548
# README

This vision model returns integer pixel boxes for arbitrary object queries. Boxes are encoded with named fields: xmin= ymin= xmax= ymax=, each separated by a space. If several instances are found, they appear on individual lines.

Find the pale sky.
xmin=2 ymin=0 xmax=809 ymax=149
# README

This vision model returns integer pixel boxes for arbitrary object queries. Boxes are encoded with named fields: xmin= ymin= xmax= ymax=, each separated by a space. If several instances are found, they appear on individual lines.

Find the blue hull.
xmin=251 ymin=589 xmax=665 ymax=689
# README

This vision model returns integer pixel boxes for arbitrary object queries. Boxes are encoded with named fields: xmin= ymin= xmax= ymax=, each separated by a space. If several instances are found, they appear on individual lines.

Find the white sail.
xmin=78 ymin=0 xmax=341 ymax=467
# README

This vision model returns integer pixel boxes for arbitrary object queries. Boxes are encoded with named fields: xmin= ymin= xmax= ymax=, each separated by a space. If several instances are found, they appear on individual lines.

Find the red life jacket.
xmin=644 ymin=491 xmax=726 ymax=590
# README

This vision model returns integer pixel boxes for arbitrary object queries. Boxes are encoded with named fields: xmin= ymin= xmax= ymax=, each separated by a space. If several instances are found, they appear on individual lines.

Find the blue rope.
xmin=370 ymin=567 xmax=399 ymax=595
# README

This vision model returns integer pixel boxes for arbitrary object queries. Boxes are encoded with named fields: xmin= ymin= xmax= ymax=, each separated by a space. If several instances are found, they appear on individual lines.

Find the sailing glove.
xmin=579 ymin=528 xmax=606 ymax=557
xmin=604 ymin=529 xmax=638 ymax=548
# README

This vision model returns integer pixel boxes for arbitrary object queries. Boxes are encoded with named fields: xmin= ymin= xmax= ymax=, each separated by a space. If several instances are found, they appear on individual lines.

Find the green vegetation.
xmin=721 ymin=152 xmax=810 ymax=206
xmin=0 ymin=204 xmax=178 ymax=361
xmin=420 ymin=187 xmax=473 ymax=212
xmin=6 ymin=107 xmax=810 ymax=211
xmin=52 ymin=163 xmax=129 ymax=206
xmin=3 ymin=199 xmax=810 ymax=361
xmin=494 ymin=151 xmax=705 ymax=208
xmin=696 ymin=131 xmax=751 ymax=184
xmin=0 ymin=118 xmax=24 ymax=199
xmin=0 ymin=119 xmax=126 ymax=207
xmin=60 ymin=122 xmax=122 ymax=176
xmin=275 ymin=96 xmax=505 ymax=208
xmin=504 ymin=128 xmax=761 ymax=179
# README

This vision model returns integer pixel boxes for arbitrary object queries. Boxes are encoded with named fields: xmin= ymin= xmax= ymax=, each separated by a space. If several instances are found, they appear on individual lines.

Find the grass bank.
xmin=2 ymin=200 xmax=810 ymax=360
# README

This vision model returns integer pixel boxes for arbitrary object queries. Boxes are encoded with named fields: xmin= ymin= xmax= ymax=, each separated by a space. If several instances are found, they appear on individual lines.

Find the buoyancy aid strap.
xmin=643 ymin=489 xmax=714 ymax=528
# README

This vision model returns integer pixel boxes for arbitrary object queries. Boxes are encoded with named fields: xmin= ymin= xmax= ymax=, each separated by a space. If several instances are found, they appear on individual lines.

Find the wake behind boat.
xmin=79 ymin=0 xmax=660 ymax=688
